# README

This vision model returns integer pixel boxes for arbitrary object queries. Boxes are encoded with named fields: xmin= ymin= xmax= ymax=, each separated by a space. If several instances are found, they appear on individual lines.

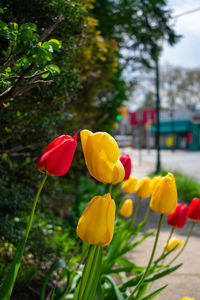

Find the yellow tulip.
xmin=135 ymin=177 xmax=151 ymax=198
xmin=181 ymin=297 xmax=195 ymax=300
xmin=164 ymin=237 xmax=184 ymax=252
xmin=149 ymin=176 xmax=162 ymax=195
xmin=80 ymin=130 xmax=125 ymax=184
xmin=120 ymin=199 xmax=133 ymax=217
xmin=121 ymin=176 xmax=137 ymax=193
xmin=150 ymin=172 xmax=177 ymax=214
xmin=76 ymin=193 xmax=115 ymax=246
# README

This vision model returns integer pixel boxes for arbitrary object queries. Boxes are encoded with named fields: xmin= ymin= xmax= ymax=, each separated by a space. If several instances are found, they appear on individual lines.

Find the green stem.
xmin=127 ymin=213 xmax=164 ymax=300
xmin=0 ymin=174 xmax=48 ymax=300
xmin=117 ymin=194 xmax=126 ymax=215
xmin=108 ymin=183 xmax=113 ymax=195
xmin=168 ymin=221 xmax=195 ymax=265
xmin=77 ymin=245 xmax=94 ymax=300
xmin=131 ymin=197 xmax=142 ymax=227
xmin=80 ymin=246 xmax=101 ymax=300
xmin=161 ymin=227 xmax=174 ymax=264
xmin=24 ymin=174 xmax=48 ymax=241
xmin=143 ymin=205 xmax=150 ymax=224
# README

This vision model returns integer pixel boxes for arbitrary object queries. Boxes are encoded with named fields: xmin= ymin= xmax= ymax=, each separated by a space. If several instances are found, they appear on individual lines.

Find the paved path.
xmin=119 ymin=147 xmax=200 ymax=299
xmin=120 ymin=148 xmax=200 ymax=182
xmin=127 ymin=197 xmax=200 ymax=300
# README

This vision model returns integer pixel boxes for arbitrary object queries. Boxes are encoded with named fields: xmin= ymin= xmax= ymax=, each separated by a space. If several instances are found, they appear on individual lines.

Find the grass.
xmin=148 ymin=169 xmax=200 ymax=203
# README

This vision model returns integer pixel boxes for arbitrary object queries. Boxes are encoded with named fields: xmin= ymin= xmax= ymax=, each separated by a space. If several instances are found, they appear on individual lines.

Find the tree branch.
xmin=0 ymin=53 xmax=24 ymax=73
xmin=38 ymin=16 xmax=62 ymax=42
xmin=0 ymin=80 xmax=53 ymax=104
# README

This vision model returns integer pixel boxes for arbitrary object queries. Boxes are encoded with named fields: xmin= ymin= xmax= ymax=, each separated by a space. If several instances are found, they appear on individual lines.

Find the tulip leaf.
xmin=153 ymin=244 xmax=180 ymax=265
xmin=136 ymin=283 xmax=149 ymax=299
xmin=75 ymin=245 xmax=96 ymax=300
xmin=40 ymin=258 xmax=67 ymax=300
xmin=103 ymin=275 xmax=125 ymax=300
xmin=85 ymin=246 xmax=102 ymax=300
xmin=0 ymin=238 xmax=26 ymax=300
xmin=119 ymin=263 xmax=182 ymax=292
xmin=50 ymin=287 xmax=56 ymax=300
xmin=140 ymin=284 xmax=168 ymax=300
xmin=119 ymin=231 xmax=154 ymax=257
xmin=116 ymin=257 xmax=145 ymax=274
xmin=144 ymin=263 xmax=182 ymax=282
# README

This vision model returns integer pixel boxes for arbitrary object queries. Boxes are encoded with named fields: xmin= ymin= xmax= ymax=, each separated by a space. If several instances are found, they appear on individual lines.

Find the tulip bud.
xmin=149 ymin=176 xmax=162 ymax=195
xmin=76 ymin=193 xmax=115 ymax=246
xmin=167 ymin=204 xmax=188 ymax=228
xmin=136 ymin=177 xmax=151 ymax=198
xmin=121 ymin=176 xmax=137 ymax=194
xmin=120 ymin=199 xmax=133 ymax=217
xmin=80 ymin=130 xmax=125 ymax=184
xmin=120 ymin=154 xmax=131 ymax=180
xmin=150 ymin=173 xmax=177 ymax=214
xmin=187 ymin=197 xmax=200 ymax=222
xmin=164 ymin=237 xmax=184 ymax=252
xmin=37 ymin=134 xmax=77 ymax=176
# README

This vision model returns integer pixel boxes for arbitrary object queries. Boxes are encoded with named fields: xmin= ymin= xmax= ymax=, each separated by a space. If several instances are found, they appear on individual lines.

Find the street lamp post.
xmin=155 ymin=56 xmax=161 ymax=173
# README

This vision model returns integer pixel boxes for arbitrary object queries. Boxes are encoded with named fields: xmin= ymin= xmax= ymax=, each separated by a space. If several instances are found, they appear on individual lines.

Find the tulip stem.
xmin=168 ymin=221 xmax=195 ymax=265
xmin=127 ymin=213 xmax=164 ymax=300
xmin=0 ymin=173 xmax=48 ymax=299
xmin=108 ymin=183 xmax=113 ymax=194
xmin=143 ymin=205 xmax=150 ymax=224
xmin=162 ymin=227 xmax=175 ymax=263
xmin=77 ymin=245 xmax=94 ymax=300
xmin=25 ymin=174 xmax=48 ymax=241
xmin=131 ymin=197 xmax=142 ymax=227
xmin=80 ymin=246 xmax=102 ymax=300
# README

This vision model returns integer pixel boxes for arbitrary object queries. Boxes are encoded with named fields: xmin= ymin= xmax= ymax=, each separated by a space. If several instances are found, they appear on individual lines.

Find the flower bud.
xmin=120 ymin=154 xmax=131 ymax=180
xmin=121 ymin=176 xmax=137 ymax=194
xmin=76 ymin=193 xmax=115 ymax=246
xmin=37 ymin=134 xmax=77 ymax=176
xmin=164 ymin=237 xmax=184 ymax=252
xmin=167 ymin=204 xmax=188 ymax=228
xmin=120 ymin=199 xmax=133 ymax=217
xmin=187 ymin=198 xmax=200 ymax=222
xmin=80 ymin=130 xmax=125 ymax=184
xmin=150 ymin=173 xmax=177 ymax=214
xmin=136 ymin=177 xmax=151 ymax=198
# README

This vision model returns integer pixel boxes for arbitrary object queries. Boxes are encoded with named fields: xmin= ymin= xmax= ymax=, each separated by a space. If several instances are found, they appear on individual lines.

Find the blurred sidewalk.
xmin=120 ymin=148 xmax=200 ymax=182
xmin=119 ymin=147 xmax=200 ymax=299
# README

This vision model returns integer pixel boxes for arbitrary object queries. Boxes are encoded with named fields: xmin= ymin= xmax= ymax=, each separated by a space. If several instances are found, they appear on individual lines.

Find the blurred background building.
xmin=115 ymin=108 xmax=200 ymax=151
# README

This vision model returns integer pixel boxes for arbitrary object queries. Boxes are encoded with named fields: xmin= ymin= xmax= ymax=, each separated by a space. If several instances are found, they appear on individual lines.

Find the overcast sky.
xmin=161 ymin=0 xmax=200 ymax=68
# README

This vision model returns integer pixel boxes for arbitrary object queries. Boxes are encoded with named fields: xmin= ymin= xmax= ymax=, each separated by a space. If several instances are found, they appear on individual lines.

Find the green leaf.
xmin=140 ymin=284 xmax=168 ymax=300
xmin=48 ymin=39 xmax=62 ymax=50
xmin=87 ymin=247 xmax=102 ymax=300
xmin=119 ymin=231 xmax=154 ymax=257
xmin=46 ymin=64 xmax=60 ymax=74
xmin=40 ymin=258 xmax=67 ymax=300
xmin=50 ymin=287 xmax=56 ymax=300
xmin=145 ymin=264 xmax=182 ymax=282
xmin=103 ymin=275 xmax=124 ymax=300
xmin=0 ymin=238 xmax=26 ymax=300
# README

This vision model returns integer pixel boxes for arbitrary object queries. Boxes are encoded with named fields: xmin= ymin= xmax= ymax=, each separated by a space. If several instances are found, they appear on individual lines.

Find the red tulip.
xmin=167 ymin=204 xmax=188 ymax=228
xmin=120 ymin=154 xmax=131 ymax=180
xmin=37 ymin=134 xmax=77 ymax=176
xmin=187 ymin=198 xmax=200 ymax=222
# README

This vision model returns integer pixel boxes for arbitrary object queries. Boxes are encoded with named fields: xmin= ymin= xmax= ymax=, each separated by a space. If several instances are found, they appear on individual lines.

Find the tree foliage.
xmin=0 ymin=0 xmax=179 ymax=271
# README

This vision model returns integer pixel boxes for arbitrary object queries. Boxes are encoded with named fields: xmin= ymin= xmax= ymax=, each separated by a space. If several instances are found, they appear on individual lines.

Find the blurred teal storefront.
xmin=150 ymin=118 xmax=200 ymax=150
